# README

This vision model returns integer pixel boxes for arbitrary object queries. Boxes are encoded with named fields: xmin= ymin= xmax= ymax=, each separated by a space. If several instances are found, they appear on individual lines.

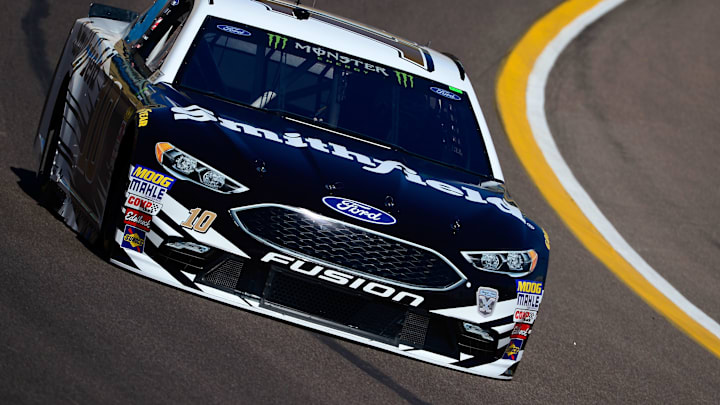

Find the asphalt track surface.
xmin=0 ymin=0 xmax=718 ymax=403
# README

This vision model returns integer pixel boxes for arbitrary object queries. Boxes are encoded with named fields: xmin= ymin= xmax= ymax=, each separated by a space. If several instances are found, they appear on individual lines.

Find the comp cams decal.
xmin=261 ymin=252 xmax=424 ymax=307
xmin=125 ymin=194 xmax=162 ymax=215
xmin=513 ymin=309 xmax=537 ymax=324
xmin=322 ymin=197 xmax=396 ymax=225
xmin=171 ymin=105 xmax=526 ymax=223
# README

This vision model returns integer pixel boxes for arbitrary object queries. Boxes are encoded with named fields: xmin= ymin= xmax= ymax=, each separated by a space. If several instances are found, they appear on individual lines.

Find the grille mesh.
xmin=204 ymin=259 xmax=244 ymax=289
xmin=234 ymin=206 xmax=463 ymax=289
xmin=398 ymin=312 xmax=429 ymax=347
xmin=265 ymin=271 xmax=407 ymax=339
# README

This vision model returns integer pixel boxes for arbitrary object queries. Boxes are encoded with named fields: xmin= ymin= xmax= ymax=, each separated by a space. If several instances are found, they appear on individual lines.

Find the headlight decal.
xmin=155 ymin=142 xmax=249 ymax=194
xmin=461 ymin=249 xmax=538 ymax=276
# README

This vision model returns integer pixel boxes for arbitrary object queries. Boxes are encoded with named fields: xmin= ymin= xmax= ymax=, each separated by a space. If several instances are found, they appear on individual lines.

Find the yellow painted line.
xmin=496 ymin=0 xmax=720 ymax=357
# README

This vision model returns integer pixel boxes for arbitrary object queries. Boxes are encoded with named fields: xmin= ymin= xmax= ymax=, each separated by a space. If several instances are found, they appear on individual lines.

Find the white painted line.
xmin=526 ymin=0 xmax=720 ymax=338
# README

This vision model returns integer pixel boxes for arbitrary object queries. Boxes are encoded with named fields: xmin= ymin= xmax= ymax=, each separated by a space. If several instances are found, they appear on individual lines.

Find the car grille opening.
xmin=263 ymin=270 xmax=407 ymax=340
xmin=203 ymin=259 xmax=245 ymax=290
xmin=232 ymin=205 xmax=464 ymax=290
xmin=398 ymin=312 xmax=430 ymax=347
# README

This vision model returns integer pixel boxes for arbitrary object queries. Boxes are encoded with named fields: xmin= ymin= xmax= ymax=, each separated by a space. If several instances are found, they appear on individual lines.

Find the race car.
xmin=34 ymin=0 xmax=550 ymax=379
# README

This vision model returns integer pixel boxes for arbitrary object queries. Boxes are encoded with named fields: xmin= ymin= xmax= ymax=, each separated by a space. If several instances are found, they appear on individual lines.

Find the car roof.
xmin=190 ymin=0 xmax=466 ymax=87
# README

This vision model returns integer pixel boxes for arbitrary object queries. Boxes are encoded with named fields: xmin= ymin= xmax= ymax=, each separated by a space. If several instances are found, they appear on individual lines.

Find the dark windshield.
xmin=178 ymin=17 xmax=491 ymax=175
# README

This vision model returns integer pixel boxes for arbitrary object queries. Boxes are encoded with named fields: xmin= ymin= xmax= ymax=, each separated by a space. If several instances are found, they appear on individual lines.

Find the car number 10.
xmin=181 ymin=209 xmax=217 ymax=233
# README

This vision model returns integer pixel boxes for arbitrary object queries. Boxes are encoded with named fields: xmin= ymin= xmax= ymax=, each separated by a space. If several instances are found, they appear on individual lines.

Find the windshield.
xmin=177 ymin=17 xmax=492 ymax=176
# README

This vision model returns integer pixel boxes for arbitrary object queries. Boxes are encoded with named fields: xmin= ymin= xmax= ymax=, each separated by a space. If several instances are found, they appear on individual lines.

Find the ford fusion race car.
xmin=34 ymin=0 xmax=550 ymax=379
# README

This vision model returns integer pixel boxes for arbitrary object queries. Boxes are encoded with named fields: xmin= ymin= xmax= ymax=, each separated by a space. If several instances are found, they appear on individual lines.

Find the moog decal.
xmin=128 ymin=165 xmax=175 ymax=203
xmin=322 ymin=197 xmax=396 ymax=225
xmin=171 ymin=105 xmax=526 ymax=223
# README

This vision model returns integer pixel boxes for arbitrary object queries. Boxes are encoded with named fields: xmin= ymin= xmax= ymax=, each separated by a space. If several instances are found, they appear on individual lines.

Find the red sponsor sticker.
xmin=125 ymin=193 xmax=162 ymax=215
xmin=124 ymin=208 xmax=152 ymax=231
xmin=513 ymin=309 xmax=537 ymax=324
xmin=510 ymin=323 xmax=531 ymax=340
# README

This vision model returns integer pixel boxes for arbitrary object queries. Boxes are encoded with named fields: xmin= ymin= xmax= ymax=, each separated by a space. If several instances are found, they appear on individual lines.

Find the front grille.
xmin=204 ymin=259 xmax=245 ymax=290
xmin=264 ymin=270 xmax=407 ymax=340
xmin=232 ymin=205 xmax=464 ymax=290
xmin=398 ymin=312 xmax=429 ymax=347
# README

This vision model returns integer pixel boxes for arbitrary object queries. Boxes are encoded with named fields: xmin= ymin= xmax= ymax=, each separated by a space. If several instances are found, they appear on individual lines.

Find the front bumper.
xmin=110 ymin=193 xmax=534 ymax=379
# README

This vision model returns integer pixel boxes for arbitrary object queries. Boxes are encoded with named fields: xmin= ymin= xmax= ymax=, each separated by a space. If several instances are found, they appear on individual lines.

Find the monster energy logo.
xmin=268 ymin=34 xmax=288 ymax=50
xmin=395 ymin=71 xmax=414 ymax=88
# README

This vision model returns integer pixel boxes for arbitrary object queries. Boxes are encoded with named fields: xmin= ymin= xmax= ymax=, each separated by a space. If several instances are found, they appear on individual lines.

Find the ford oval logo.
xmin=322 ymin=197 xmax=396 ymax=225
xmin=217 ymin=25 xmax=252 ymax=37
xmin=430 ymin=87 xmax=462 ymax=101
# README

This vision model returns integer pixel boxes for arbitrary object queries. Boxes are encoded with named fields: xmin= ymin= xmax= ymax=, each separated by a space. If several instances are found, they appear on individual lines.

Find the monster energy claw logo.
xmin=268 ymin=33 xmax=288 ymax=50
xmin=395 ymin=71 xmax=414 ymax=88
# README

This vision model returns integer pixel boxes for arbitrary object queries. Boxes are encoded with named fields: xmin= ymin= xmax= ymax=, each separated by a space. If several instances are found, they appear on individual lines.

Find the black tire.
xmin=36 ymin=75 xmax=70 ymax=209
xmin=96 ymin=129 xmax=135 ymax=259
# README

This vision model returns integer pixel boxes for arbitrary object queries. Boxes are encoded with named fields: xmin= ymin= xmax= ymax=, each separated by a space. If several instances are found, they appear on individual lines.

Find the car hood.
xmin=142 ymin=87 xmax=542 ymax=253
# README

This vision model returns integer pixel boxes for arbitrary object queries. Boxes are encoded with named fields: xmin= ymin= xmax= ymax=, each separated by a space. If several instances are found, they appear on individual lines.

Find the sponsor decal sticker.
xmin=268 ymin=33 xmax=287 ymax=49
xmin=476 ymin=287 xmax=499 ymax=316
xmin=121 ymin=225 xmax=146 ymax=253
xmin=170 ymin=105 xmax=528 ymax=224
xmin=124 ymin=194 xmax=162 ymax=215
xmin=502 ymin=338 xmax=524 ymax=361
xmin=510 ymin=323 xmax=531 ymax=340
xmin=128 ymin=165 xmax=175 ymax=203
xmin=217 ymin=25 xmax=252 ymax=37
xmin=516 ymin=279 xmax=543 ymax=310
xmin=513 ymin=309 xmax=538 ymax=324
xmin=430 ymin=87 xmax=462 ymax=101
xmin=124 ymin=208 xmax=152 ymax=232
xmin=322 ymin=197 xmax=396 ymax=225
xmin=517 ymin=280 xmax=543 ymax=294
xmin=396 ymin=71 xmax=414 ymax=88
xmin=516 ymin=292 xmax=542 ymax=310
xmin=137 ymin=109 xmax=151 ymax=127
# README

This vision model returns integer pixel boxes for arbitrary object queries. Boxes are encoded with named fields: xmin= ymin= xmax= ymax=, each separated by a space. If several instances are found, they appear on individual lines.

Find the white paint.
xmin=161 ymin=195 xmax=250 ymax=258
xmin=526 ymin=0 xmax=720 ymax=338
xmin=108 ymin=255 xmax=514 ymax=379
xmin=431 ymin=299 xmax=515 ymax=324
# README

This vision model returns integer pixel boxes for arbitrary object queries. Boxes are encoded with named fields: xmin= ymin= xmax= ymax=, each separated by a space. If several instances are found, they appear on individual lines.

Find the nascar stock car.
xmin=34 ymin=0 xmax=550 ymax=379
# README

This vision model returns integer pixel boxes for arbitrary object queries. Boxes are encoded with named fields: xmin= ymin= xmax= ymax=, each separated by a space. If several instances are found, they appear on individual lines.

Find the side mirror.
xmin=88 ymin=3 xmax=139 ymax=23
